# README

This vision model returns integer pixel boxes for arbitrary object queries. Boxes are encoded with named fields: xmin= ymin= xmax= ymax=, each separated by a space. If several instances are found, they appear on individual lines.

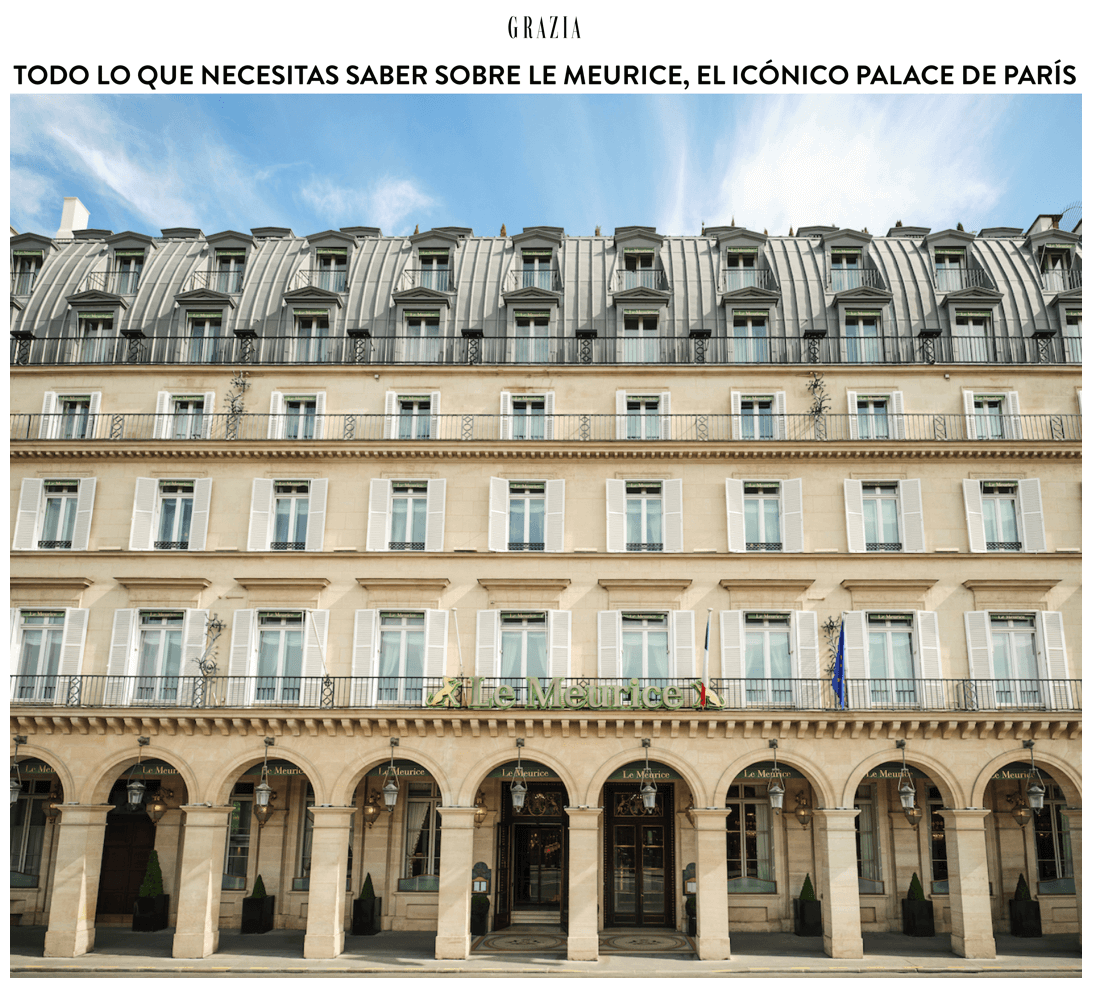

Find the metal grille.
xmin=987 ymin=541 xmax=1022 ymax=551
xmin=270 ymin=541 xmax=305 ymax=551
xmin=508 ymin=542 xmax=545 ymax=551
xmin=626 ymin=543 xmax=663 ymax=552
xmin=866 ymin=542 xmax=903 ymax=551
xmin=154 ymin=541 xmax=189 ymax=550
xmin=37 ymin=540 xmax=72 ymax=549
xmin=388 ymin=541 xmax=425 ymax=551
xmin=746 ymin=542 xmax=783 ymax=552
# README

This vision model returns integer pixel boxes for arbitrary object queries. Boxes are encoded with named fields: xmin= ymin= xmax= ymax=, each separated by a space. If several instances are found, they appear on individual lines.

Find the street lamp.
xmin=381 ymin=738 xmax=400 ymax=811
xmin=766 ymin=741 xmax=785 ymax=814
xmin=638 ymin=739 xmax=657 ymax=811
xmin=146 ymin=788 xmax=173 ymax=824
xmin=362 ymin=791 xmax=384 ymax=828
xmin=896 ymin=740 xmax=922 ymax=826
xmin=126 ymin=737 xmax=150 ymax=808
xmin=253 ymin=736 xmax=277 ymax=825
xmin=1023 ymin=741 xmax=1046 ymax=811
xmin=792 ymin=791 xmax=813 ymax=829
xmin=510 ymin=738 xmax=528 ymax=811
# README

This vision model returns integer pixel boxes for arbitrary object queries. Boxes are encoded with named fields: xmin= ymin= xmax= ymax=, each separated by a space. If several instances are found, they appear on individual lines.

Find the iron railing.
xmin=505 ymin=268 xmax=564 ymax=292
xmin=294 ymin=269 xmax=347 ymax=293
xmin=10 ymin=333 xmax=1083 ymax=367
xmin=828 ymin=269 xmax=886 ymax=292
xmin=77 ymin=270 xmax=143 ymax=295
xmin=10 ymin=269 xmax=40 ymax=295
xmin=933 ymin=268 xmax=997 ymax=292
xmin=610 ymin=268 xmax=670 ymax=292
xmin=9 ymin=675 xmax=1081 ymax=712
xmin=10 ymin=412 xmax=1082 ymax=443
xmin=184 ymin=270 xmax=245 ymax=294
xmin=721 ymin=269 xmax=777 ymax=293
xmin=400 ymin=268 xmax=451 ymax=292
xmin=1039 ymin=268 xmax=1082 ymax=292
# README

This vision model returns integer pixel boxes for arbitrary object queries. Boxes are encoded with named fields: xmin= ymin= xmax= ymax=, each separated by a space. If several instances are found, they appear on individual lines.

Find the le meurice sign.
xmin=426 ymin=676 xmax=723 ymax=711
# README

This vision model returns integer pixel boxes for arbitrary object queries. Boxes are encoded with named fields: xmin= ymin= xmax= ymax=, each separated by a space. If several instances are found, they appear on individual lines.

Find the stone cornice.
xmin=720 ymin=579 xmax=814 ymax=595
xmin=962 ymin=578 xmax=1061 ymax=610
xmin=11 ymin=576 xmax=94 ymax=592
xmin=477 ymin=578 xmax=571 ymax=593
xmin=357 ymin=578 xmax=450 ymax=595
xmin=598 ymin=579 xmax=692 ymax=592
xmin=115 ymin=576 xmax=213 ymax=592
xmin=235 ymin=577 xmax=331 ymax=593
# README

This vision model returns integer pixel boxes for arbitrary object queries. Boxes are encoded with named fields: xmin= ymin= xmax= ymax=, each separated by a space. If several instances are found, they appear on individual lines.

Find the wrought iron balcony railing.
xmin=11 ymin=411 xmax=1082 ymax=443
xmin=610 ymin=268 xmax=670 ymax=292
xmin=294 ymin=268 xmax=347 ymax=293
xmin=720 ymin=268 xmax=777 ymax=293
xmin=76 ymin=270 xmax=143 ymax=295
xmin=400 ymin=268 xmax=451 ymax=292
xmin=10 ymin=333 xmax=1083 ymax=367
xmin=933 ymin=268 xmax=997 ymax=292
xmin=828 ymin=269 xmax=886 ymax=292
xmin=1039 ymin=267 xmax=1082 ymax=293
xmin=184 ymin=270 xmax=245 ymax=294
xmin=505 ymin=268 xmax=564 ymax=292
xmin=9 ymin=675 xmax=1080 ymax=712
xmin=11 ymin=269 xmax=40 ymax=295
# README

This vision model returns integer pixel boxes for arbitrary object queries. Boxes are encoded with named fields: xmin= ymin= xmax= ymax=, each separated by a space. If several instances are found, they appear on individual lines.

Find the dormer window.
xmin=113 ymin=250 xmax=144 ymax=294
xmin=725 ymin=248 xmax=757 ymax=290
xmin=12 ymin=252 xmax=42 ymax=295
xmin=521 ymin=249 xmax=553 ymax=290
xmin=830 ymin=248 xmax=861 ymax=291
xmin=623 ymin=249 xmax=655 ymax=289
xmin=1039 ymin=247 xmax=1071 ymax=292
xmin=215 ymin=249 xmax=246 ymax=293
xmin=418 ymin=249 xmax=449 ymax=291
xmin=934 ymin=248 xmax=965 ymax=292
xmin=315 ymin=248 xmax=347 ymax=292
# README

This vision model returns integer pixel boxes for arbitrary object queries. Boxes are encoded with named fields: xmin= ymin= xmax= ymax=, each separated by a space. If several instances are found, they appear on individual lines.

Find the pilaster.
xmin=43 ymin=804 xmax=113 ymax=957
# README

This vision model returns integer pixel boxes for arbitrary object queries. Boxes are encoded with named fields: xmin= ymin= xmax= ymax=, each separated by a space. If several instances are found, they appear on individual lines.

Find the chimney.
xmin=56 ymin=197 xmax=90 ymax=238
xmin=1027 ymin=213 xmax=1062 ymax=235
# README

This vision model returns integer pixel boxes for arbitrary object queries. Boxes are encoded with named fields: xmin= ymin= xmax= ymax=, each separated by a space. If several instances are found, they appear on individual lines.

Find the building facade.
xmin=9 ymin=201 xmax=1081 ymax=962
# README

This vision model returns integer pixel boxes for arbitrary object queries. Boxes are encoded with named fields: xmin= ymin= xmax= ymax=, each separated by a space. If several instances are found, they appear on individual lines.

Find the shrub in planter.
xmin=470 ymin=894 xmax=490 ymax=937
xmin=133 ymin=849 xmax=170 ymax=932
xmin=1008 ymin=873 xmax=1042 ymax=938
xmin=241 ymin=874 xmax=276 ymax=934
xmin=901 ymin=872 xmax=935 ymax=937
xmin=684 ymin=895 xmax=697 ymax=937
xmin=793 ymin=874 xmax=822 ymax=937
xmin=351 ymin=872 xmax=383 ymax=936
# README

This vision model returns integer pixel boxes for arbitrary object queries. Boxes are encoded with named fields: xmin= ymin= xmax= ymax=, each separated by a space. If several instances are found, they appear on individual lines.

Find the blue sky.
xmin=10 ymin=93 xmax=1082 ymax=239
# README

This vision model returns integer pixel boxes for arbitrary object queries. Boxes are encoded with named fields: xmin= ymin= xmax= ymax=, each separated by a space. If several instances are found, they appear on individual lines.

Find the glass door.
xmin=605 ymin=784 xmax=674 ymax=927
xmin=513 ymin=824 xmax=564 ymax=910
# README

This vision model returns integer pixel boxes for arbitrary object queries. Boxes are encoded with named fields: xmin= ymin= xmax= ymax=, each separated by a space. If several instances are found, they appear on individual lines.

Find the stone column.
xmin=1063 ymin=809 xmax=1080 ymax=933
xmin=813 ymin=808 xmax=863 ymax=958
xmin=43 ymin=804 xmax=113 ymax=957
xmin=153 ymin=808 xmax=184 ymax=923
xmin=691 ymin=809 xmax=731 ymax=959
xmin=939 ymin=809 xmax=995 ymax=958
xmin=434 ymin=807 xmax=477 ymax=960
xmin=172 ymin=805 xmax=234 ymax=959
xmin=303 ymin=806 xmax=355 ymax=958
xmin=565 ymin=807 xmax=602 ymax=961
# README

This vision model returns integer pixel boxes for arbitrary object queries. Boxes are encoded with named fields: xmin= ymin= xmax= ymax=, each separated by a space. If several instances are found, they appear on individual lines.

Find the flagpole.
xmin=703 ymin=608 xmax=712 ymax=684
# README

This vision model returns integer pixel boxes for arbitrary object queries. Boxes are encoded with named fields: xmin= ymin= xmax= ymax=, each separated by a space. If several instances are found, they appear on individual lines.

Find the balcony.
xmin=11 ymin=268 xmax=39 ymax=296
xmin=720 ymin=268 xmax=777 ymax=293
xmin=933 ymin=267 xmax=997 ymax=292
xmin=400 ymin=267 xmax=451 ymax=292
xmin=9 ymin=675 xmax=1080 ymax=713
xmin=1039 ymin=267 xmax=1082 ymax=293
xmin=610 ymin=268 xmax=670 ymax=292
xmin=184 ymin=270 xmax=245 ymax=294
xmin=77 ymin=270 xmax=143 ymax=295
xmin=828 ymin=268 xmax=885 ymax=292
xmin=11 ymin=411 xmax=1081 ymax=443
xmin=505 ymin=268 xmax=563 ymax=292
xmin=294 ymin=268 xmax=347 ymax=293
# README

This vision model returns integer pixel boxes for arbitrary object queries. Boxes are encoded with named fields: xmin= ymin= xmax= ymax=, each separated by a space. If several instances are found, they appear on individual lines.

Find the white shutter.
xmin=476 ymin=610 xmax=500 ymax=676
xmin=268 ymin=390 xmax=284 ymax=439
xmin=730 ymin=390 xmax=742 ymax=439
xmin=227 ymin=609 xmax=256 ymax=707
xmin=154 ymin=391 xmax=172 ymax=440
xmin=606 ymin=479 xmax=626 ymax=553
xmin=13 ymin=479 xmax=43 ymax=551
xmin=59 ymin=608 xmax=89 ymax=678
xmin=366 ymin=479 xmax=392 ymax=552
xmin=429 ymin=390 xmax=441 ymax=439
xmin=782 ymin=479 xmax=804 ymax=553
xmin=793 ymin=610 xmax=819 ymax=707
xmin=962 ymin=479 xmax=987 ymax=553
xmin=544 ymin=392 xmax=556 ymax=440
xmin=425 ymin=479 xmax=446 ymax=552
xmin=499 ymin=391 xmax=513 ymax=440
xmin=545 ymin=479 xmax=565 ymax=553
xmin=305 ymin=479 xmax=327 ymax=552
xmin=670 ymin=610 xmax=695 ymax=679
xmin=424 ymin=609 xmax=448 ymax=678
xmin=842 ymin=611 xmax=869 ymax=708
xmin=129 ymin=478 xmax=157 ymax=551
xmin=548 ymin=610 xmax=572 ymax=678
xmin=87 ymin=392 xmax=101 ymax=438
xmin=963 ymin=611 xmax=995 ymax=709
xmin=847 ymin=391 xmax=859 ymax=440
xmin=71 ymin=478 xmax=96 ymax=551
xmin=615 ymin=390 xmax=628 ymax=439
xmin=313 ymin=392 xmax=326 ymax=440
xmin=962 ymin=390 xmax=977 ymax=439
xmin=383 ymin=391 xmax=399 ymax=440
xmin=1017 ymin=479 xmax=1046 ymax=553
xmin=182 ymin=609 xmax=209 ymax=677
xmin=1006 ymin=391 xmax=1023 ymax=439
xmin=663 ymin=479 xmax=684 ymax=553
xmin=201 ymin=392 xmax=216 ymax=438
xmin=891 ymin=390 xmax=906 ymax=440
xmin=844 ymin=479 xmax=866 ymax=553
xmin=247 ymin=479 xmax=274 ymax=551
xmin=719 ymin=610 xmax=745 ymax=704
xmin=39 ymin=392 xmax=58 ymax=439
xmin=915 ymin=611 xmax=944 ymax=707
xmin=773 ymin=391 xmax=787 ymax=439
xmin=725 ymin=479 xmax=745 ymax=553
xmin=302 ymin=610 xmax=329 ymax=706
xmin=352 ymin=610 xmax=378 ymax=706
xmin=189 ymin=479 xmax=212 ymax=552
xmin=899 ymin=479 xmax=926 ymax=553
xmin=597 ymin=611 xmax=622 ymax=677
xmin=660 ymin=391 xmax=672 ymax=440
xmin=1036 ymin=611 xmax=1073 ymax=709
xmin=107 ymin=608 xmax=137 ymax=677
xmin=488 ymin=477 xmax=509 ymax=552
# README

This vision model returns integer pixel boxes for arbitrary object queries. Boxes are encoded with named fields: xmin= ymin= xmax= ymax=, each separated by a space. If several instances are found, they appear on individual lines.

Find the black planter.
xmin=470 ymin=906 xmax=490 ymax=937
xmin=351 ymin=896 xmax=382 ymax=936
xmin=132 ymin=893 xmax=170 ymax=932
xmin=901 ymin=898 xmax=935 ymax=937
xmin=241 ymin=895 xmax=276 ymax=934
xmin=793 ymin=898 xmax=823 ymax=937
xmin=1009 ymin=899 xmax=1042 ymax=938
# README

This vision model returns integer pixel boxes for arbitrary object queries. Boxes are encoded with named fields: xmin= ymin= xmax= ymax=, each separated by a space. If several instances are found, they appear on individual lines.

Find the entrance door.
xmin=604 ymin=784 xmax=675 ymax=927
xmin=513 ymin=824 xmax=564 ymax=911
xmin=96 ymin=815 xmax=156 ymax=916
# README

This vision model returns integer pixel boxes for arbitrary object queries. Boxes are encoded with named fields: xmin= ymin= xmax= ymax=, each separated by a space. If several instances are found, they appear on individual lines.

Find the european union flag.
xmin=831 ymin=622 xmax=846 ymax=709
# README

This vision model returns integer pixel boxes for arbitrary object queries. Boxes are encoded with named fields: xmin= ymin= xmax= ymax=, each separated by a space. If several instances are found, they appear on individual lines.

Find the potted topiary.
xmin=1008 ymin=873 xmax=1042 ymax=937
xmin=684 ymin=895 xmax=697 ymax=937
xmin=132 ymin=849 xmax=170 ymax=932
xmin=901 ymin=872 xmax=935 ymax=936
xmin=793 ymin=873 xmax=822 ymax=936
xmin=351 ymin=872 xmax=382 ymax=935
xmin=241 ymin=874 xmax=275 ymax=934
xmin=470 ymin=893 xmax=490 ymax=937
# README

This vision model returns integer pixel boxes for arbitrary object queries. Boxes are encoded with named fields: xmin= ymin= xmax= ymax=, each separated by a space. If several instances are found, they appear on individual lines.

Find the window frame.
xmin=963 ymin=609 xmax=1071 ymax=710
xmin=402 ymin=782 xmax=443 ymax=884
xmin=961 ymin=477 xmax=1044 ymax=554
xmin=366 ymin=478 xmax=446 ymax=553
xmin=13 ymin=477 xmax=97 ymax=553
xmin=12 ymin=610 xmax=66 ymax=702
xmin=292 ymin=310 xmax=331 ymax=363
xmin=726 ymin=783 xmax=776 ymax=893
xmin=389 ymin=481 xmax=429 ymax=551
xmin=854 ymin=783 xmax=884 ymax=893
xmin=247 ymin=477 xmax=326 ymax=553
xmin=222 ymin=782 xmax=254 ymax=890
xmin=624 ymin=480 xmax=664 ymax=552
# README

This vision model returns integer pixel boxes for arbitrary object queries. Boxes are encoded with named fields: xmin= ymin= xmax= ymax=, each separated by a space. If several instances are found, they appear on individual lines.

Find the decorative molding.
xmin=114 ymin=576 xmax=212 ymax=607
xmin=10 ymin=576 xmax=94 ymax=608
xmin=962 ymin=579 xmax=1061 ymax=611
xmin=719 ymin=579 xmax=814 ymax=607
xmin=840 ymin=578 xmax=939 ymax=610
xmin=234 ymin=576 xmax=330 ymax=607
xmin=598 ymin=578 xmax=692 ymax=609
xmin=356 ymin=577 xmax=450 ymax=608
xmin=478 ymin=578 xmax=570 ymax=607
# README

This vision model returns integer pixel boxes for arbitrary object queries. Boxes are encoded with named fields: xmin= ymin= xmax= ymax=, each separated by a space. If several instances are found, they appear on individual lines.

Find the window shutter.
xmin=189 ymin=479 xmax=212 ymax=552
xmin=366 ymin=479 xmax=392 ymax=552
xmin=670 ymin=610 xmax=695 ymax=678
xmin=544 ymin=392 xmax=556 ymax=440
xmin=202 ymin=392 xmax=216 ymax=438
xmin=425 ymin=479 xmax=446 ymax=552
xmin=963 ymin=611 xmax=995 ymax=708
xmin=268 ymin=390 xmax=284 ymax=439
xmin=606 ymin=479 xmax=626 ymax=553
xmin=476 ymin=610 xmax=501 ymax=676
xmin=725 ymin=479 xmax=745 ymax=553
xmin=899 ymin=479 xmax=926 ymax=553
xmin=488 ymin=477 xmax=509 ymax=552
xmin=429 ymin=391 xmax=441 ymax=438
xmin=39 ymin=391 xmax=58 ymax=439
xmin=72 ymin=478 xmax=96 ymax=551
xmin=383 ymin=391 xmax=399 ymax=440
xmin=302 ymin=610 xmax=329 ymax=707
xmin=663 ymin=479 xmax=684 ymax=552
xmin=891 ymin=391 xmax=906 ymax=439
xmin=730 ymin=390 xmax=742 ymax=439
xmin=719 ymin=610 xmax=745 ymax=704
xmin=597 ymin=611 xmax=622 ymax=678
xmin=305 ymin=478 xmax=327 ymax=552
xmin=846 ymin=391 xmax=859 ymax=440
xmin=782 ymin=479 xmax=804 ymax=553
xmin=914 ymin=611 xmax=944 ymax=707
xmin=842 ymin=612 xmax=869 ymax=708
xmin=182 ymin=609 xmax=209 ymax=678
xmin=247 ymin=479 xmax=274 ymax=551
xmin=87 ymin=392 xmax=101 ymax=438
xmin=545 ymin=479 xmax=565 ymax=553
xmin=962 ymin=479 xmax=987 ymax=553
xmin=424 ymin=610 xmax=448 ymax=679
xmin=548 ymin=610 xmax=572 ymax=678
xmin=1035 ymin=611 xmax=1073 ymax=709
xmin=352 ymin=610 xmax=378 ymax=706
xmin=107 ymin=609 xmax=137 ymax=677
xmin=227 ymin=609 xmax=256 ymax=707
xmin=499 ymin=391 xmax=513 ymax=440
xmin=129 ymin=478 xmax=157 ymax=551
xmin=615 ymin=390 xmax=628 ymax=439
xmin=1006 ymin=391 xmax=1023 ymax=439
xmin=843 ymin=479 xmax=866 ymax=553
xmin=59 ymin=608 xmax=89 ymax=678
xmin=962 ymin=390 xmax=977 ymax=439
xmin=793 ymin=610 xmax=819 ymax=707
xmin=13 ymin=479 xmax=43 ymax=551
xmin=154 ymin=391 xmax=172 ymax=440
xmin=773 ymin=391 xmax=787 ymax=439
xmin=1017 ymin=479 xmax=1046 ymax=553
xmin=660 ymin=391 xmax=672 ymax=440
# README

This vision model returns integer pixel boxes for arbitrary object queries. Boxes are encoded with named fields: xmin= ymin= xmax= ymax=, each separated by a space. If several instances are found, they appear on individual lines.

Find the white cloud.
xmin=297 ymin=175 xmax=435 ymax=234
xmin=10 ymin=167 xmax=60 ymax=232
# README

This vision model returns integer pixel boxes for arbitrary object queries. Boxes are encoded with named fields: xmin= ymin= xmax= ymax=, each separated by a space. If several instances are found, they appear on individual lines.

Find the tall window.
xmin=500 ymin=612 xmax=548 ymax=687
xmin=136 ymin=611 xmax=183 ymax=701
xmin=830 ymin=250 xmax=861 ymax=291
xmin=511 ymin=396 xmax=546 ymax=440
xmin=78 ymin=314 xmax=113 ymax=363
xmin=10 ymin=778 xmax=52 ymax=886
xmin=170 ymin=396 xmax=206 ymax=439
xmin=215 ymin=250 xmax=245 ymax=293
xmin=186 ymin=314 xmax=221 ymax=364
xmin=256 ymin=611 xmax=303 ymax=702
xmin=1033 ymin=784 xmax=1074 ymax=894
xmin=223 ymin=782 xmax=254 ymax=889
xmin=272 ymin=482 xmax=310 ymax=551
xmin=378 ymin=612 xmax=425 ymax=704
xmin=404 ymin=782 xmax=442 ymax=881
xmin=508 ymin=481 xmax=545 ymax=550
xmin=623 ymin=251 xmax=654 ymax=289
xmin=38 ymin=481 xmax=78 ymax=549
xmin=990 ymin=614 xmax=1039 ymax=706
xmin=856 ymin=396 xmax=890 ymax=439
xmin=744 ymin=613 xmax=792 ymax=704
xmin=1040 ymin=250 xmax=1069 ymax=292
xmin=621 ymin=612 xmax=669 ymax=680
xmin=981 ymin=482 xmax=1020 ymax=550
xmin=283 ymin=397 xmax=317 ymax=440
xmin=13 ymin=611 xmax=64 ymax=700
xmin=1064 ymin=311 xmax=1081 ymax=362
xmin=155 ymin=481 xmax=194 ymax=550
xmin=725 ymin=250 xmax=758 ymax=290
xmin=928 ymin=786 xmax=949 ymax=894
xmin=418 ymin=251 xmax=449 ymax=291
xmin=744 ymin=482 xmax=781 ymax=551
xmin=845 ymin=312 xmax=881 ymax=363
xmin=726 ymin=784 xmax=775 ymax=892
xmin=294 ymin=312 xmax=329 ymax=363
xmin=12 ymin=253 xmax=42 ymax=295
xmin=867 ymin=614 xmax=915 ymax=705
xmin=862 ymin=482 xmax=901 ymax=551
xmin=972 ymin=396 xmax=1005 ymax=440
xmin=405 ymin=313 xmax=441 ymax=362
xmin=740 ymin=396 xmax=774 ymax=440
xmin=733 ymin=313 xmax=768 ymax=363
xmin=114 ymin=252 xmax=143 ymax=294
xmin=57 ymin=397 xmax=92 ymax=440
xmin=625 ymin=481 xmax=662 ymax=551
xmin=955 ymin=314 xmax=992 ymax=362
xmin=935 ymin=250 xmax=964 ymax=291
xmin=522 ymin=250 xmax=553 ymax=289
xmin=622 ymin=313 xmax=659 ymax=363
xmin=390 ymin=481 xmax=428 ymax=550
xmin=398 ymin=397 xmax=432 ymax=439
xmin=316 ymin=250 xmax=347 ymax=292
xmin=854 ymin=783 xmax=883 ymax=893
xmin=514 ymin=312 xmax=549 ymax=363
xmin=626 ymin=396 xmax=661 ymax=440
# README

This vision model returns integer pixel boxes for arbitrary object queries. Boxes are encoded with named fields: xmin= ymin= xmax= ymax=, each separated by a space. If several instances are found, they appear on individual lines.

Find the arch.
xmin=85 ymin=745 xmax=200 ymax=806
xmin=583 ymin=745 xmax=709 ymax=808
xmin=450 ymin=746 xmax=580 ymax=808
xmin=712 ymin=746 xmax=836 ymax=809
xmin=10 ymin=742 xmax=76 ymax=804
xmin=208 ymin=745 xmax=326 ymax=806
xmin=331 ymin=743 xmax=454 ymax=808
xmin=840 ymin=747 xmax=965 ymax=809
xmin=970 ymin=747 xmax=1082 ymax=809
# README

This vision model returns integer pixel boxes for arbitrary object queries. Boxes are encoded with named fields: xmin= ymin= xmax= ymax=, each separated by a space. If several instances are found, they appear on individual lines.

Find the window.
xmin=113 ymin=251 xmax=143 ymax=294
xmin=135 ymin=611 xmax=184 ymax=701
xmin=514 ymin=311 xmax=550 ymax=363
xmin=292 ymin=310 xmax=330 ymax=362
xmin=840 ymin=610 xmax=942 ymax=709
xmin=378 ymin=612 xmax=426 ymax=703
xmin=844 ymin=479 xmax=925 ymax=554
xmin=186 ymin=313 xmax=222 ymax=364
xmin=223 ymin=782 xmax=254 ymax=889
xmin=623 ymin=250 xmax=655 ymax=289
xmin=1040 ymin=250 xmax=1070 ymax=292
xmin=106 ymin=608 xmax=207 ymax=705
xmin=626 ymin=481 xmax=662 ymax=551
xmin=129 ymin=478 xmax=211 ymax=552
xmin=927 ymin=786 xmax=950 ymax=894
xmin=725 ymin=478 xmax=803 ymax=553
xmin=366 ymin=478 xmax=445 ymax=553
xmin=621 ymin=312 xmax=659 ymax=362
xmin=403 ymin=782 xmax=442 ymax=882
xmin=11 ymin=610 xmax=87 ymax=701
xmin=404 ymin=312 xmax=441 ymax=363
xmin=10 ymin=778 xmax=53 ymax=887
xmin=246 ymin=478 xmax=327 ymax=552
xmin=1033 ymin=784 xmax=1074 ymax=894
xmin=500 ymin=612 xmax=548 ymax=685
xmin=615 ymin=390 xmax=670 ymax=440
xmin=384 ymin=392 xmax=439 ymax=440
xmin=622 ymin=613 xmax=670 ymax=679
xmin=215 ymin=250 xmax=245 ymax=293
xmin=744 ymin=482 xmax=781 ymax=551
xmin=488 ymin=478 xmax=564 ymax=553
xmin=726 ymin=784 xmax=775 ymax=892
xmin=155 ymin=480 xmax=194 ymax=549
xmin=953 ymin=312 xmax=992 ymax=362
xmin=732 ymin=312 xmax=768 ymax=363
xmin=13 ymin=478 xmax=96 ymax=552
xmin=513 ymin=396 xmax=546 ymax=440
xmin=981 ymin=482 xmax=1020 ymax=551
xmin=862 ymin=483 xmax=900 ymax=550
xmin=866 ymin=613 xmax=916 ymax=705
xmin=475 ymin=610 xmax=569 ymax=693
xmin=844 ymin=311 xmax=881 ymax=363
xmin=847 ymin=390 xmax=906 ymax=440
xmin=725 ymin=250 xmax=758 ymax=290
xmin=256 ymin=611 xmax=304 ymax=702
xmin=226 ymin=608 xmax=328 ymax=706
xmin=961 ymin=478 xmax=1045 ymax=554
xmin=854 ymin=784 xmax=883 ymax=893
xmin=507 ymin=481 xmax=544 ymax=550
xmin=606 ymin=478 xmax=682 ymax=553
xmin=417 ymin=250 xmax=449 ymax=291
xmin=315 ymin=249 xmax=347 ymax=292
xmin=78 ymin=313 xmax=114 ymax=363
xmin=964 ymin=610 xmax=1071 ymax=710
xmin=268 ymin=390 xmax=324 ymax=440
xmin=963 ymin=390 xmax=1021 ymax=440
xmin=1064 ymin=311 xmax=1081 ymax=362
xmin=720 ymin=610 xmax=819 ymax=707
xmin=351 ymin=609 xmax=447 ymax=706
xmin=39 ymin=391 xmax=102 ymax=441
xmin=12 ymin=252 xmax=42 ymax=295
xmin=521 ymin=250 xmax=553 ymax=289
xmin=156 ymin=394 xmax=209 ymax=439
xmin=732 ymin=392 xmax=786 ymax=440
xmin=744 ymin=613 xmax=792 ymax=704
xmin=830 ymin=249 xmax=861 ymax=291
xmin=598 ymin=609 xmax=693 ymax=682
xmin=934 ymin=249 xmax=965 ymax=291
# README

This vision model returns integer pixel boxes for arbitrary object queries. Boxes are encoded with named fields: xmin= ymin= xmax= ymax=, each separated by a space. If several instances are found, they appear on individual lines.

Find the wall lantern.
xmin=638 ymin=739 xmax=657 ymax=811
xmin=895 ymin=740 xmax=922 ymax=826
xmin=126 ymin=736 xmax=150 ymax=808
xmin=381 ymin=738 xmax=400 ymax=811
xmin=474 ymin=790 xmax=489 ymax=827
xmin=362 ymin=791 xmax=384 ymax=828
xmin=1023 ymin=740 xmax=1046 ymax=811
xmin=510 ymin=738 xmax=528 ymax=811
xmin=766 ymin=740 xmax=785 ymax=814
xmin=11 ymin=735 xmax=27 ymax=807
xmin=253 ymin=736 xmax=277 ymax=825
xmin=146 ymin=788 xmax=174 ymax=824
xmin=792 ymin=791 xmax=813 ymax=829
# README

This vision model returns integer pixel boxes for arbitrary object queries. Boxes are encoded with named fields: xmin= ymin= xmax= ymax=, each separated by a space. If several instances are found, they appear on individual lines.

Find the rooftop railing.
xmin=11 ymin=411 xmax=1081 ymax=443
xmin=611 ymin=268 xmax=670 ymax=292
xmin=1039 ymin=267 xmax=1082 ymax=292
xmin=294 ymin=268 xmax=347 ymax=293
xmin=9 ymin=674 xmax=1080 ymax=713
xmin=933 ymin=267 xmax=997 ymax=292
xmin=399 ymin=267 xmax=451 ymax=292
xmin=184 ymin=270 xmax=245 ymax=294
xmin=76 ymin=270 xmax=143 ymax=295
xmin=720 ymin=268 xmax=777 ymax=292
xmin=10 ymin=268 xmax=40 ymax=296
xmin=505 ymin=268 xmax=564 ymax=292
xmin=829 ymin=268 xmax=886 ymax=292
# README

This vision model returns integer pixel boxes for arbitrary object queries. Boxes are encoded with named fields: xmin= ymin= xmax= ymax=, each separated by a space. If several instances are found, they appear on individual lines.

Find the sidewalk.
xmin=9 ymin=926 xmax=1082 ymax=975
